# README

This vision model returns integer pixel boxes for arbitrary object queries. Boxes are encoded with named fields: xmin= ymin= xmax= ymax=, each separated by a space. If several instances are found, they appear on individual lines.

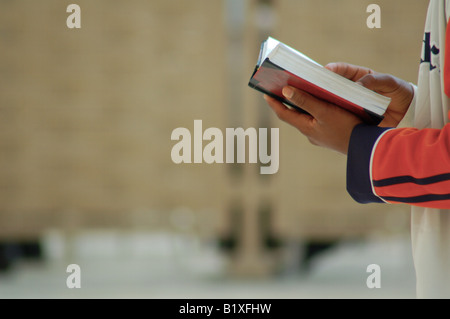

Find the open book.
xmin=248 ymin=37 xmax=391 ymax=125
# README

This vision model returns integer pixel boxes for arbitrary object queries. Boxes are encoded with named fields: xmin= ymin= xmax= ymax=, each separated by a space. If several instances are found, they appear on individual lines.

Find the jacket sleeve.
xmin=347 ymin=121 xmax=450 ymax=209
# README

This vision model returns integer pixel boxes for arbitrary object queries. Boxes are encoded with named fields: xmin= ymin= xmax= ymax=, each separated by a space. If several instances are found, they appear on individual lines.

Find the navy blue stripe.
xmin=373 ymin=173 xmax=450 ymax=187
xmin=346 ymin=124 xmax=391 ymax=204
xmin=383 ymin=193 xmax=450 ymax=204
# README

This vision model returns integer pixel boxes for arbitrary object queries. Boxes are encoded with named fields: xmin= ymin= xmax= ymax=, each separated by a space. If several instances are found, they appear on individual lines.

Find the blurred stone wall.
xmin=0 ymin=0 xmax=228 ymax=237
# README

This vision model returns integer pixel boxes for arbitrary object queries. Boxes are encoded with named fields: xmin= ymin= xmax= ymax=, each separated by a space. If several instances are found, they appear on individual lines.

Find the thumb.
xmin=356 ymin=73 xmax=400 ymax=94
xmin=282 ymin=86 xmax=330 ymax=121
xmin=325 ymin=62 xmax=375 ymax=82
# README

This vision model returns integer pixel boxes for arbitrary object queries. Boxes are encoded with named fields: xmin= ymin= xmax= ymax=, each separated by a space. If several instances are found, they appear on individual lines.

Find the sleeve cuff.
xmin=346 ymin=123 xmax=392 ymax=204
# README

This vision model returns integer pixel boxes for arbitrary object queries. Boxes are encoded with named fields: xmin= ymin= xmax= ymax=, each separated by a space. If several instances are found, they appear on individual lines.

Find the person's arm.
xmin=266 ymin=84 xmax=450 ymax=209
xmin=348 ymin=18 xmax=450 ymax=209
xmin=266 ymin=73 xmax=450 ymax=209
xmin=347 ymin=122 xmax=450 ymax=209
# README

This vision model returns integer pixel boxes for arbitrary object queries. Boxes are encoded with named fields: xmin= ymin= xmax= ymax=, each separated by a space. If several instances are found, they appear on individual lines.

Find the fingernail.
xmin=325 ymin=63 xmax=336 ymax=70
xmin=282 ymin=87 xmax=294 ymax=99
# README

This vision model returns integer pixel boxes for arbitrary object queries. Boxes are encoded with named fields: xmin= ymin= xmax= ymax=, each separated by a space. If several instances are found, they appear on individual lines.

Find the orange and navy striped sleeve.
xmin=347 ymin=123 xmax=450 ymax=209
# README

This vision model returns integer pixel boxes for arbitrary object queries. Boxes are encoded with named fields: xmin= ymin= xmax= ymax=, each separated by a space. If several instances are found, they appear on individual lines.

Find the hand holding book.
xmin=325 ymin=62 xmax=414 ymax=128
xmin=248 ymin=37 xmax=393 ymax=125
xmin=249 ymin=37 xmax=414 ymax=154
xmin=263 ymin=62 xmax=415 ymax=155
xmin=264 ymin=85 xmax=362 ymax=155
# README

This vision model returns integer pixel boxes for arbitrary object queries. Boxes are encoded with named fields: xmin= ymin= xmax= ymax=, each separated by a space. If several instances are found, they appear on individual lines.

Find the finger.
xmin=356 ymin=73 xmax=400 ymax=94
xmin=281 ymin=86 xmax=331 ymax=121
xmin=263 ymin=95 xmax=314 ymax=133
xmin=325 ymin=62 xmax=374 ymax=82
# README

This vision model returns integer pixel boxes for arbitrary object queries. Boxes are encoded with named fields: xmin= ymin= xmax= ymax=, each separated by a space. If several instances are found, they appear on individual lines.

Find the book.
xmin=248 ymin=37 xmax=391 ymax=125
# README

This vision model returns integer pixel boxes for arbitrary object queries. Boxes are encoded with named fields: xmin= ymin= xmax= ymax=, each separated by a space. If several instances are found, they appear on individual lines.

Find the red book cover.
xmin=249 ymin=58 xmax=384 ymax=125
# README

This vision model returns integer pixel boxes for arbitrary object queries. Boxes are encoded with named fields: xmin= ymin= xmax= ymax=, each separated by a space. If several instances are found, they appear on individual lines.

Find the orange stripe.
xmin=372 ymin=127 xmax=450 ymax=181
